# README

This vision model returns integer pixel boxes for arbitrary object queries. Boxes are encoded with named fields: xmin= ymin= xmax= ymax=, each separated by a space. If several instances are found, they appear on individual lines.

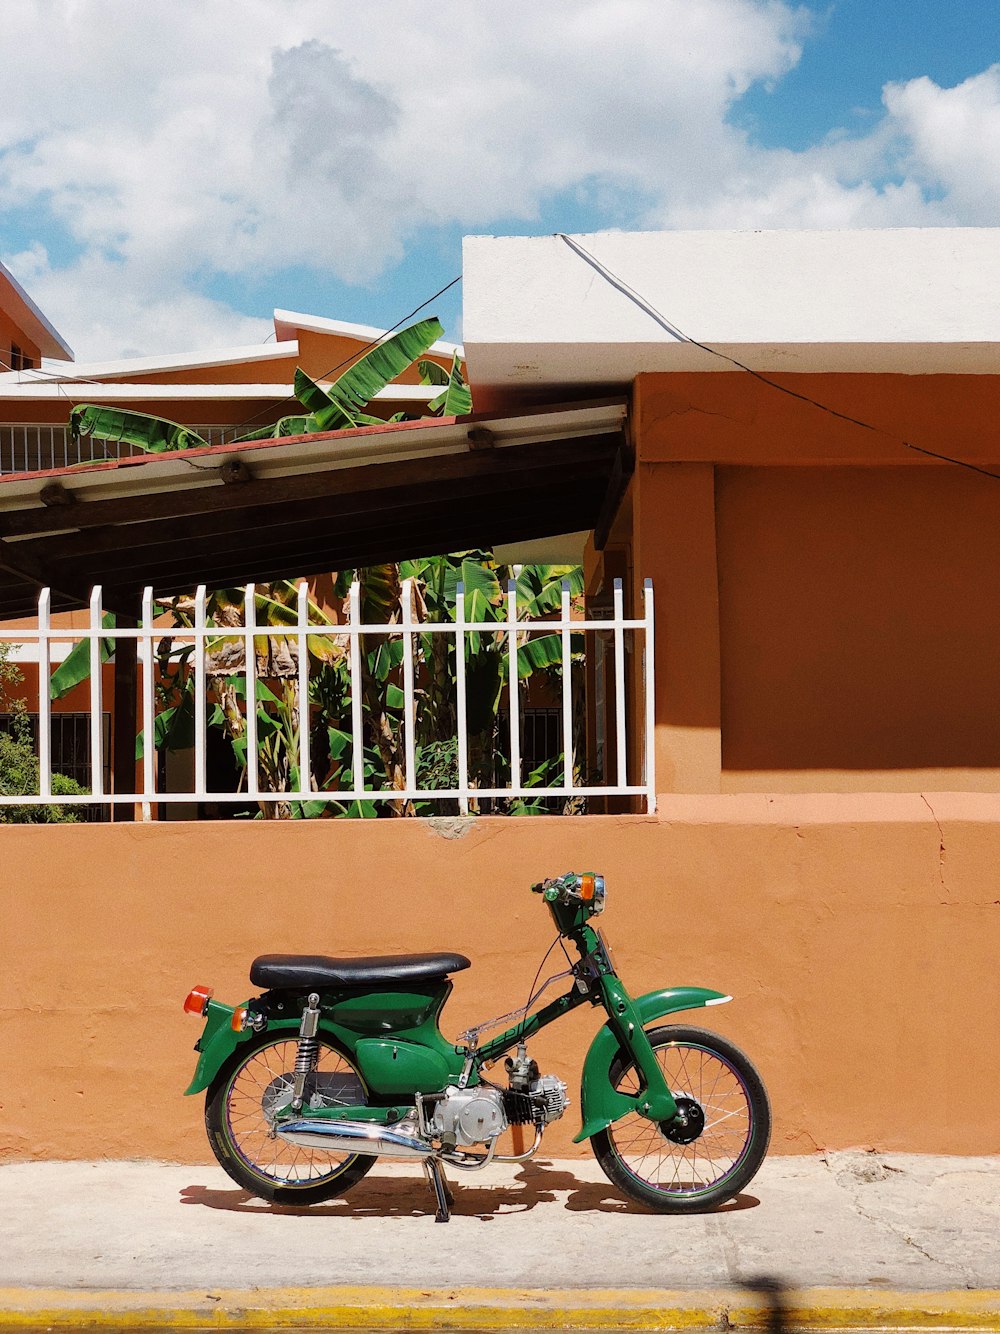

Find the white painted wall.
xmin=463 ymin=229 xmax=1000 ymax=392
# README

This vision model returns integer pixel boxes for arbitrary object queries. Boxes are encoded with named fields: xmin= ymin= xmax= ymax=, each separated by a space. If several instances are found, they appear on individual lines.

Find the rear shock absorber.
xmin=290 ymin=992 xmax=321 ymax=1111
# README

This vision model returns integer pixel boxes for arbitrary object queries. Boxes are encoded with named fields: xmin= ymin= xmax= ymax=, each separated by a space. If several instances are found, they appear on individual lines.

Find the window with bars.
xmin=8 ymin=344 xmax=34 ymax=372
xmin=521 ymin=707 xmax=563 ymax=774
xmin=0 ymin=711 xmax=110 ymax=819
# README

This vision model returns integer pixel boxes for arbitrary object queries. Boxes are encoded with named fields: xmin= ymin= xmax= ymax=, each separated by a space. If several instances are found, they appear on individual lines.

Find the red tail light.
xmin=231 ymin=1006 xmax=248 ymax=1032
xmin=183 ymin=984 xmax=213 ymax=1016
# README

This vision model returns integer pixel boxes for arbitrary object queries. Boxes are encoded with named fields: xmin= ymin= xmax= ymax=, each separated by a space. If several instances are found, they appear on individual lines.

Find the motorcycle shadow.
xmin=180 ymin=1161 xmax=760 ymax=1219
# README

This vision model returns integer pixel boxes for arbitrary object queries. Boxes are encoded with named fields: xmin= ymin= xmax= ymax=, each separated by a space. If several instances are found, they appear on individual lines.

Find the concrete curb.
xmin=0 ymin=1287 xmax=999 ymax=1330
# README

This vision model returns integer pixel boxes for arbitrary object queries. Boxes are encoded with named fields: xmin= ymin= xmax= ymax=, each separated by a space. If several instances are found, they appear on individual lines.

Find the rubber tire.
xmin=204 ymin=1030 xmax=377 ymax=1204
xmin=591 ymin=1024 xmax=771 ymax=1213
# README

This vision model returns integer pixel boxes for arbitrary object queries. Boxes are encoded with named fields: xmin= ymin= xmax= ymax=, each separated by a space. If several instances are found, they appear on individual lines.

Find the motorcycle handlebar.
xmin=531 ymin=872 xmax=604 ymax=910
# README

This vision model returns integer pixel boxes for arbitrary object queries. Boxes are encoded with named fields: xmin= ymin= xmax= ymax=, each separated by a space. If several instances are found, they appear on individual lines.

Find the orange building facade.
xmin=3 ymin=229 xmax=1000 ymax=1164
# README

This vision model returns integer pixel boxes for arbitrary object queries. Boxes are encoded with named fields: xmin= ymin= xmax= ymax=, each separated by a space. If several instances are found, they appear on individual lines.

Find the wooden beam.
xmin=0 ymin=435 xmax=618 ymax=538
xmin=22 ymin=452 xmax=616 ymax=567
xmin=0 ymin=535 xmax=91 ymax=608
xmin=593 ymin=440 xmax=636 ymax=551
xmin=138 ymin=512 xmax=606 ymax=599
xmin=94 ymin=492 xmax=605 ymax=597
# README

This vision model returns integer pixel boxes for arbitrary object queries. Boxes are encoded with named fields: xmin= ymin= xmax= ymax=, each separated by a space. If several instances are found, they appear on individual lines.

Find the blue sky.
xmin=1 ymin=0 xmax=997 ymax=359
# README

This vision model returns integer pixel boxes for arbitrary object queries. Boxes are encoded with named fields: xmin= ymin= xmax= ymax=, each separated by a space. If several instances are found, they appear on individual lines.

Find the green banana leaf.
xmin=428 ymin=353 xmax=473 ymax=417
xmin=70 ymin=405 xmax=209 ymax=453
xmin=515 ymin=564 xmax=585 ymax=616
xmin=417 ymin=359 xmax=450 ymax=387
xmin=292 ymin=369 xmax=354 ymax=432
xmin=229 ymin=414 xmax=321 ymax=443
xmin=50 ymin=612 xmax=116 ymax=698
xmin=311 ymin=318 xmax=444 ymax=429
xmin=508 ymin=629 xmax=585 ymax=680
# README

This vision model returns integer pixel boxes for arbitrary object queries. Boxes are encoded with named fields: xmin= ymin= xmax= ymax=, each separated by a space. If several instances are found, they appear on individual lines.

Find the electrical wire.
xmin=556 ymin=232 xmax=1000 ymax=485
xmin=231 ymin=272 xmax=463 ymax=435
xmin=514 ymin=932 xmax=566 ymax=1045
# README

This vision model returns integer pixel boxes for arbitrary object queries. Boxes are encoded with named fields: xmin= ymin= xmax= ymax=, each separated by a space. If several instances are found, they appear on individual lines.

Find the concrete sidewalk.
xmin=0 ymin=1154 xmax=997 ymax=1328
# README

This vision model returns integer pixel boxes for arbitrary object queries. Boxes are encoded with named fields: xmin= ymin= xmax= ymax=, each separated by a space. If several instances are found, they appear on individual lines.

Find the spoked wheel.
xmin=205 ymin=1031 xmax=376 ymax=1204
xmin=591 ymin=1025 xmax=770 ymax=1212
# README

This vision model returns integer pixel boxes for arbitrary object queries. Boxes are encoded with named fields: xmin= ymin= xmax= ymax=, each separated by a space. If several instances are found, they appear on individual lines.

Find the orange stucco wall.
xmin=0 ymin=308 xmax=41 ymax=368
xmin=3 ymin=798 xmax=998 ymax=1164
xmin=619 ymin=371 xmax=1000 ymax=795
xmin=716 ymin=466 xmax=1000 ymax=789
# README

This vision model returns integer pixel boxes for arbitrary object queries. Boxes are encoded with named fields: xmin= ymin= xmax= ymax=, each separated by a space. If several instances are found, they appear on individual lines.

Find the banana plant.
xmin=68 ymin=317 xmax=458 ymax=456
xmin=418 ymin=353 xmax=473 ymax=417
xmin=50 ymin=581 xmax=348 ymax=820
xmin=330 ymin=555 xmax=585 ymax=813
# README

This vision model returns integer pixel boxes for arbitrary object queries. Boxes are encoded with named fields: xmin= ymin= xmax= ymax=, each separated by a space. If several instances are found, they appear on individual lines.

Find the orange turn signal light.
xmin=580 ymin=873 xmax=595 ymax=901
xmin=231 ymin=1006 xmax=248 ymax=1032
xmin=183 ymin=984 xmax=213 ymax=1017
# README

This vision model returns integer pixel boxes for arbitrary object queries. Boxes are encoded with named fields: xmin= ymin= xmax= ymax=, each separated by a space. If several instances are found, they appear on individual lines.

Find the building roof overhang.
xmin=0 ymin=381 xmax=440 ymax=404
xmin=0 ymin=340 xmax=299 ymax=386
xmin=273 ymin=309 xmax=462 ymax=358
xmin=0 ymin=261 xmax=74 ymax=363
xmin=0 ymin=400 xmax=628 ymax=617
xmin=463 ymin=229 xmax=1000 ymax=405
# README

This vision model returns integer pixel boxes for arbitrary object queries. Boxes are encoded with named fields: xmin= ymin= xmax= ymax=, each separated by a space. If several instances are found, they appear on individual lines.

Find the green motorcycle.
xmin=183 ymin=873 xmax=770 ymax=1220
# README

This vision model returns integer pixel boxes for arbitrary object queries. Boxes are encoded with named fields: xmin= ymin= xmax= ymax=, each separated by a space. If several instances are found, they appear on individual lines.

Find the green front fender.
xmin=573 ymin=986 xmax=732 ymax=1143
xmin=183 ymin=1001 xmax=301 ymax=1096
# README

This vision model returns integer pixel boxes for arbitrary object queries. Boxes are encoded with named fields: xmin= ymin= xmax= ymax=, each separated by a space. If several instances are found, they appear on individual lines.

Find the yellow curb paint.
xmin=0 ymin=1286 xmax=998 ymax=1330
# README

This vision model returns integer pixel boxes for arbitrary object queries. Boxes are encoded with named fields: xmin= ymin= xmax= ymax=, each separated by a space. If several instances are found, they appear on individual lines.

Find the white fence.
xmin=0 ymin=578 xmax=655 ymax=817
xmin=0 ymin=423 xmax=237 ymax=474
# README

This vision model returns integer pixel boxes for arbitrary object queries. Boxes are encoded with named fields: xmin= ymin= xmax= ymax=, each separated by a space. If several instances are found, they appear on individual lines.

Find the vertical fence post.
xmin=141 ymin=586 xmax=155 ymax=821
xmin=88 ymin=586 xmax=104 ymax=801
xmin=193 ymin=585 xmax=207 ymax=803
xmin=507 ymin=579 xmax=520 ymax=794
xmin=243 ymin=584 xmax=259 ymax=802
xmin=296 ymin=581 xmax=311 ymax=803
xmin=613 ymin=578 xmax=627 ymax=788
xmin=401 ymin=578 xmax=416 ymax=798
xmin=37 ymin=588 xmax=51 ymax=802
xmin=643 ymin=578 xmax=656 ymax=814
xmin=349 ymin=580 xmax=363 ymax=801
xmin=561 ymin=579 xmax=573 ymax=795
xmin=455 ymin=581 xmax=469 ymax=815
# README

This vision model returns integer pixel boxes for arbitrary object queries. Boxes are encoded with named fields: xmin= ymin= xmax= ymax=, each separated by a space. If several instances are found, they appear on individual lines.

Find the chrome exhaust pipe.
xmin=276 ymin=1118 xmax=433 ymax=1158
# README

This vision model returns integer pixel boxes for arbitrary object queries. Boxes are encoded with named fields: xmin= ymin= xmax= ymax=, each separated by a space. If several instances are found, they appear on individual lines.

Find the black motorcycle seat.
xmin=250 ymin=951 xmax=472 ymax=990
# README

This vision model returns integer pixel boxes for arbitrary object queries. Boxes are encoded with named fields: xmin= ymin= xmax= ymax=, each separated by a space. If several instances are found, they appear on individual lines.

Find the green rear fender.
xmin=183 ymin=1001 xmax=300 ymax=1096
xmin=573 ymin=987 xmax=732 ymax=1143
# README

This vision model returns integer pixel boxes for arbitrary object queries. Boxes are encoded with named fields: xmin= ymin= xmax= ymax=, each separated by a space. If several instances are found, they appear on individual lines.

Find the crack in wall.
xmin=919 ymin=793 xmax=947 ymax=897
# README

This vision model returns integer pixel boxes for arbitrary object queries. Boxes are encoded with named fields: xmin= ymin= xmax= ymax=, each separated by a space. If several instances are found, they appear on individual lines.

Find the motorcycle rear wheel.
xmin=205 ymin=1031 xmax=376 ymax=1204
xmin=591 ymin=1024 xmax=770 ymax=1213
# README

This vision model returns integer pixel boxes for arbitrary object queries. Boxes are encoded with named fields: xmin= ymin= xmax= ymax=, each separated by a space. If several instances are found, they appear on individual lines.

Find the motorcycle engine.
xmin=503 ymin=1044 xmax=570 ymax=1127
xmin=427 ymin=1068 xmax=570 ymax=1149
xmin=429 ymin=1086 xmax=508 ymax=1148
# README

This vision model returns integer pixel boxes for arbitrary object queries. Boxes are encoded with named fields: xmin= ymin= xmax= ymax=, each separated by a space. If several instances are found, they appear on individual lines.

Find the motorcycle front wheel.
xmin=591 ymin=1024 xmax=770 ymax=1213
xmin=205 ymin=1031 xmax=376 ymax=1204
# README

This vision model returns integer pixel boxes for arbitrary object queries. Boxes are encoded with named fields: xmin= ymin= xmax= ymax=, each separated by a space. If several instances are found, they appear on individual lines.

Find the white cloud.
xmin=0 ymin=3 xmax=996 ymax=358
xmin=882 ymin=65 xmax=1000 ymax=224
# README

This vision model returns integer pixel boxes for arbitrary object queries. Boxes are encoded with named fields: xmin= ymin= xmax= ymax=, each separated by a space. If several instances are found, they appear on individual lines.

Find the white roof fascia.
xmin=0 ymin=402 xmax=625 ymax=506
xmin=273 ymin=308 xmax=463 ymax=359
xmin=0 ymin=381 xmax=440 ymax=402
xmin=463 ymin=229 xmax=1000 ymax=387
xmin=5 ymin=340 xmax=299 ymax=384
xmin=0 ymin=259 xmax=74 ymax=361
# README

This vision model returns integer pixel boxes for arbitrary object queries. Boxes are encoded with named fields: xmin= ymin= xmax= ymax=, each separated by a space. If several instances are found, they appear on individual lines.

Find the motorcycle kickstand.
xmin=422 ymin=1158 xmax=453 ymax=1223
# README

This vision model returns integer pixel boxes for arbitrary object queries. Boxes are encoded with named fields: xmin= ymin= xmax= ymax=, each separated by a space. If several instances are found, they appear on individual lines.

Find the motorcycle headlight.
xmin=592 ymin=874 xmax=606 ymax=914
xmin=579 ymin=872 xmax=607 ymax=914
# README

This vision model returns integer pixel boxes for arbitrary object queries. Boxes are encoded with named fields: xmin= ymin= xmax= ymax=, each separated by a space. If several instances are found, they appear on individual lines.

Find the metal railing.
xmin=0 ymin=423 xmax=238 ymax=474
xmin=0 ymin=579 xmax=655 ymax=818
